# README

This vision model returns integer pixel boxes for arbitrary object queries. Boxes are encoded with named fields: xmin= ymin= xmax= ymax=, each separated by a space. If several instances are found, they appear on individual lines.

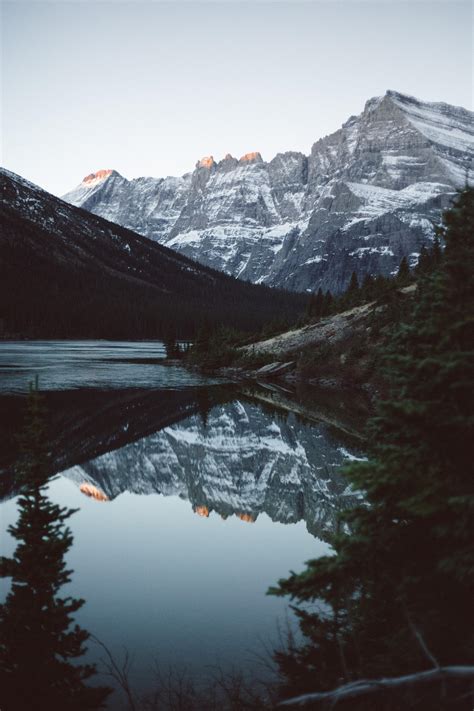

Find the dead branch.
xmin=277 ymin=666 xmax=474 ymax=707
xmin=91 ymin=635 xmax=139 ymax=711
xmin=404 ymin=612 xmax=440 ymax=670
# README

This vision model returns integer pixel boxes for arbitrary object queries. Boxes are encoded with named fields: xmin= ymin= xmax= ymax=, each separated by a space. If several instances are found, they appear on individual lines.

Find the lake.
xmin=0 ymin=341 xmax=366 ymax=708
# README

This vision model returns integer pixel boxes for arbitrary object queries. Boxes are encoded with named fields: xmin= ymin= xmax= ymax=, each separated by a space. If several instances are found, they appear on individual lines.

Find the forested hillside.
xmin=270 ymin=187 xmax=474 ymax=709
xmin=0 ymin=170 xmax=307 ymax=339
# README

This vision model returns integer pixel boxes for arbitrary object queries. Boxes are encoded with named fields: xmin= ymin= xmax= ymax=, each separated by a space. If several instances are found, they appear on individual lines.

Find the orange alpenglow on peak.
xmin=195 ymin=505 xmax=210 ymax=517
xmin=197 ymin=156 xmax=215 ymax=169
xmin=237 ymin=512 xmax=256 ymax=523
xmin=80 ymin=483 xmax=109 ymax=502
xmin=82 ymin=169 xmax=114 ymax=184
xmin=239 ymin=152 xmax=262 ymax=163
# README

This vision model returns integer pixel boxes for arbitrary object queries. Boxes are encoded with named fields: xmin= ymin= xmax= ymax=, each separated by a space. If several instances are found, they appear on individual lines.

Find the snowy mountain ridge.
xmin=63 ymin=401 xmax=362 ymax=539
xmin=63 ymin=91 xmax=474 ymax=293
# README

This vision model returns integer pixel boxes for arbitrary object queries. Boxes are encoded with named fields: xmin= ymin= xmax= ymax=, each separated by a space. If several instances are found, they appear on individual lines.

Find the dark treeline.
xmin=1 ymin=237 xmax=307 ymax=340
xmin=305 ymin=238 xmax=442 ymax=322
xmin=270 ymin=188 xmax=474 ymax=709
xmin=0 ymin=170 xmax=308 ymax=340
xmin=189 ymin=234 xmax=445 ymax=373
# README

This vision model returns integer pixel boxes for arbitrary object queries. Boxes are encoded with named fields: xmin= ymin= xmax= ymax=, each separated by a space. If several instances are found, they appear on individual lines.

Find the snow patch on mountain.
xmin=63 ymin=90 xmax=473 ymax=293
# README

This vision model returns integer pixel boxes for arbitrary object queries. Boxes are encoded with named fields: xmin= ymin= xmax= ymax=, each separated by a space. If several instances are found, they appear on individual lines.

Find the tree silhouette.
xmin=347 ymin=271 xmax=359 ymax=295
xmin=306 ymin=288 xmax=325 ymax=321
xmin=397 ymin=255 xmax=410 ymax=284
xmin=0 ymin=382 xmax=110 ymax=711
xmin=270 ymin=189 xmax=474 ymax=709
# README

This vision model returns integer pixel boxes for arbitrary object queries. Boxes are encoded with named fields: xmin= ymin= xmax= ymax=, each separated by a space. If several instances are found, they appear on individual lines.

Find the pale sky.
xmin=1 ymin=0 xmax=473 ymax=196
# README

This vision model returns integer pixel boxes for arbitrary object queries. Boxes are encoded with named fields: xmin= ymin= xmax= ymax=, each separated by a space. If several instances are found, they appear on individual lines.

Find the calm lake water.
xmin=0 ymin=341 xmax=365 ymax=708
xmin=0 ymin=340 xmax=215 ymax=392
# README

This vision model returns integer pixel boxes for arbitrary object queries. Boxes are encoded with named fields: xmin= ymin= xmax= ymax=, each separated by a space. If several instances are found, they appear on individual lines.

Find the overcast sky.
xmin=1 ymin=0 xmax=472 ymax=196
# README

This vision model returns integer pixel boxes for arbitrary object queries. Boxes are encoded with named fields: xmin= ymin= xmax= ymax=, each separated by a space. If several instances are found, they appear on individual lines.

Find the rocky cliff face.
xmin=63 ymin=400 xmax=364 ymax=540
xmin=63 ymin=91 xmax=473 ymax=293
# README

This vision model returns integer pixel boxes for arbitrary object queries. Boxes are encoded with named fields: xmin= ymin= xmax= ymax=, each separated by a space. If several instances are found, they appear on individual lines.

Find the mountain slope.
xmin=63 ymin=90 xmax=473 ymax=293
xmin=0 ymin=169 xmax=306 ymax=338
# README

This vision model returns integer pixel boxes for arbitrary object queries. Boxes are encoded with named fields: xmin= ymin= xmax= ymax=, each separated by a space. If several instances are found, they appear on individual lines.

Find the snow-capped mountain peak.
xmin=239 ymin=151 xmax=263 ymax=164
xmin=197 ymin=156 xmax=215 ymax=169
xmin=63 ymin=91 xmax=473 ymax=293
xmin=82 ymin=168 xmax=118 ymax=185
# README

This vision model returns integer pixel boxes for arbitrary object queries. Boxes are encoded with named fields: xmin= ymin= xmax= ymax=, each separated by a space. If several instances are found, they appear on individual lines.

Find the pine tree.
xmin=322 ymin=290 xmax=333 ymax=316
xmin=397 ymin=255 xmax=410 ymax=284
xmin=415 ymin=243 xmax=431 ymax=274
xmin=342 ymin=271 xmax=360 ymax=309
xmin=361 ymin=273 xmax=375 ymax=300
xmin=432 ymin=235 xmax=443 ymax=267
xmin=306 ymin=293 xmax=316 ymax=320
xmin=372 ymin=273 xmax=392 ymax=302
xmin=0 ymin=383 xmax=110 ymax=711
xmin=306 ymin=288 xmax=324 ymax=321
xmin=416 ymin=238 xmax=444 ymax=278
xmin=194 ymin=320 xmax=212 ymax=354
xmin=270 ymin=188 xmax=474 ymax=708
xmin=314 ymin=287 xmax=324 ymax=320
xmin=347 ymin=271 xmax=359 ymax=294
xmin=163 ymin=325 xmax=180 ymax=359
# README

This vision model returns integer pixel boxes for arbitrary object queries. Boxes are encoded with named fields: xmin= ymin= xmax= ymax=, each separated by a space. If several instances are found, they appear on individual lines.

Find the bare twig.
xmin=405 ymin=614 xmax=447 ymax=698
xmin=91 ymin=635 xmax=139 ymax=711
xmin=405 ymin=614 xmax=440 ymax=670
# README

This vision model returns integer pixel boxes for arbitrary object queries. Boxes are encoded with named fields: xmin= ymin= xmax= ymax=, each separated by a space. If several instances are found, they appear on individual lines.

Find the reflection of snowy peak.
xmin=64 ymin=401 xmax=362 ymax=539
xmin=63 ymin=91 xmax=473 ymax=293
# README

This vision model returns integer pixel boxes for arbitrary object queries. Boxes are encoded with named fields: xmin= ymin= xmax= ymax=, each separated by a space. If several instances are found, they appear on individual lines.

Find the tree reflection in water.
xmin=0 ymin=383 xmax=110 ymax=711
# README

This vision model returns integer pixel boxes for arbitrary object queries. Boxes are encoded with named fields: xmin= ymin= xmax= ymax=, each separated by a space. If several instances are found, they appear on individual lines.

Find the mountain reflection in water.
xmin=64 ymin=397 xmax=364 ymax=540
xmin=0 ymin=381 xmax=366 ymax=707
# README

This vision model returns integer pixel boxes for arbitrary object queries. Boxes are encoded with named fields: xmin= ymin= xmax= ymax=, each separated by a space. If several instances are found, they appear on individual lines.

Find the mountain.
xmin=62 ymin=399 xmax=364 ymax=540
xmin=63 ymin=91 xmax=474 ymax=293
xmin=0 ymin=385 xmax=366 ymax=540
xmin=0 ymin=169 xmax=306 ymax=338
xmin=0 ymin=386 xmax=230 ymax=500
xmin=0 ymin=388 xmax=214 ymax=484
